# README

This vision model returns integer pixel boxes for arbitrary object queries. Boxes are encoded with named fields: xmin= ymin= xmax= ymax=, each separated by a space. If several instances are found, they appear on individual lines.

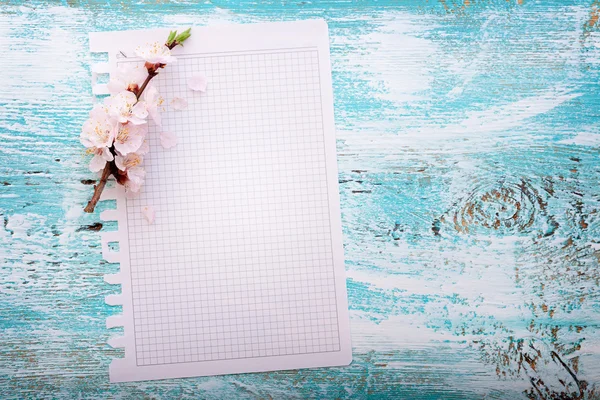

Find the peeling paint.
xmin=1 ymin=0 xmax=599 ymax=398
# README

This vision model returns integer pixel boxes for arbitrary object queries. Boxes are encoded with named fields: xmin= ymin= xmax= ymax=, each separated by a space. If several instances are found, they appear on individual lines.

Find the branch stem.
xmin=84 ymin=62 xmax=161 ymax=213
xmin=83 ymin=31 xmax=190 ymax=213
xmin=84 ymin=161 xmax=113 ymax=213
xmin=136 ymin=69 xmax=157 ymax=99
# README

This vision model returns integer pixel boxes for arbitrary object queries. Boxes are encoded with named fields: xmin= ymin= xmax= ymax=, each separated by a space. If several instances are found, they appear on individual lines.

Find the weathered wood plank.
xmin=1 ymin=0 xmax=599 ymax=398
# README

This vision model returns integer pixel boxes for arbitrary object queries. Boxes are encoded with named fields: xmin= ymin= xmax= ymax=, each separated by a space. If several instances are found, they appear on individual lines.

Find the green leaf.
xmin=166 ymin=30 xmax=177 ymax=46
xmin=174 ymin=28 xmax=192 ymax=45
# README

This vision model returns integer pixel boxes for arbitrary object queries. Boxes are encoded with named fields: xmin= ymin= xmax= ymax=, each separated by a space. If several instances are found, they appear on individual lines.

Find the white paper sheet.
xmin=90 ymin=20 xmax=351 ymax=383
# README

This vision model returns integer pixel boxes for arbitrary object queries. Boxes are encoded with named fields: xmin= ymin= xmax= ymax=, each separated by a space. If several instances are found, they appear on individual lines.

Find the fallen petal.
xmin=160 ymin=131 xmax=177 ymax=149
xmin=141 ymin=205 xmax=155 ymax=224
xmin=171 ymin=97 xmax=188 ymax=111
xmin=188 ymin=73 xmax=208 ymax=92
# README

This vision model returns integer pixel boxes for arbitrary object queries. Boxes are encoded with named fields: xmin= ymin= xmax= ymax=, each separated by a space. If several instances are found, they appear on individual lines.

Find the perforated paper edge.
xmin=90 ymin=34 xmax=139 ymax=381
xmin=97 ymin=184 xmax=138 ymax=380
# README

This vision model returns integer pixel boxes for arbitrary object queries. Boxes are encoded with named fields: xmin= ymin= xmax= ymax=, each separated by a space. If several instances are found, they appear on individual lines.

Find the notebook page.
xmin=90 ymin=20 xmax=351 ymax=382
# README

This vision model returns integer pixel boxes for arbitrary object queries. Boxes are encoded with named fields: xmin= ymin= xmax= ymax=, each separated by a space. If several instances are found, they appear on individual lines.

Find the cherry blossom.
xmin=188 ymin=73 xmax=207 ymax=92
xmin=88 ymin=147 xmax=114 ymax=172
xmin=135 ymin=42 xmax=176 ymax=65
xmin=160 ymin=131 xmax=177 ymax=149
xmin=115 ymin=152 xmax=144 ymax=172
xmin=80 ymin=104 xmax=116 ymax=149
xmin=124 ymin=166 xmax=146 ymax=193
xmin=107 ymin=63 xmax=147 ymax=95
xmin=104 ymin=91 xmax=148 ymax=125
xmin=114 ymin=122 xmax=147 ymax=156
xmin=83 ymin=28 xmax=193 ymax=213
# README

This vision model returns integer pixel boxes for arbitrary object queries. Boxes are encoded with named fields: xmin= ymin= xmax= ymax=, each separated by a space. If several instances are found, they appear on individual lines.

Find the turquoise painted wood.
xmin=1 ymin=0 xmax=599 ymax=398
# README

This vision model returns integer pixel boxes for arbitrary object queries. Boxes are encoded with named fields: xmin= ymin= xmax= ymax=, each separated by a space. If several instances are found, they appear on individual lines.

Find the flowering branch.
xmin=83 ymin=29 xmax=191 ymax=213
xmin=135 ymin=70 xmax=156 ymax=99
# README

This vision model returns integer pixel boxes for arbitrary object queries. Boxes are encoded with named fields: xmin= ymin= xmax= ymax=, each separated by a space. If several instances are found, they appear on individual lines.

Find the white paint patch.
xmin=347 ymin=236 xmax=532 ymax=327
xmin=0 ymin=9 xmax=88 ymax=97
xmin=194 ymin=378 xmax=224 ymax=391
xmin=337 ymin=87 xmax=582 ymax=173
xmin=350 ymin=310 xmax=455 ymax=351
xmin=60 ymin=192 xmax=88 ymax=246
xmin=446 ymin=14 xmax=498 ymax=99
xmin=163 ymin=8 xmax=255 ymax=26
xmin=333 ymin=12 xmax=438 ymax=106
xmin=559 ymin=130 xmax=600 ymax=146
xmin=6 ymin=214 xmax=34 ymax=239
xmin=65 ymin=205 xmax=83 ymax=221
xmin=0 ymin=213 xmax=54 ymax=294
xmin=457 ymin=88 xmax=581 ymax=134
xmin=349 ymin=311 xmax=531 ymax=395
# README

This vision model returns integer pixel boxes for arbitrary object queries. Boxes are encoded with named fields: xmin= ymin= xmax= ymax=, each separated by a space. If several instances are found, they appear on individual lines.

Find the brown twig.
xmin=136 ymin=67 xmax=158 ymax=98
xmin=83 ymin=161 xmax=113 ymax=213
xmin=83 ymin=33 xmax=188 ymax=213
xmin=83 ymin=67 xmax=158 ymax=213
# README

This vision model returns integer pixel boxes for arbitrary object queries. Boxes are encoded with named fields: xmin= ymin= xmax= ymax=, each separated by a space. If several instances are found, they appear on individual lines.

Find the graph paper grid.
xmin=121 ymin=49 xmax=341 ymax=367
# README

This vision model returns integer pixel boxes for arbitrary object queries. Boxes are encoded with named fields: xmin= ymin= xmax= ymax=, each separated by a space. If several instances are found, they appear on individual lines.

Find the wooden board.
xmin=0 ymin=0 xmax=598 ymax=398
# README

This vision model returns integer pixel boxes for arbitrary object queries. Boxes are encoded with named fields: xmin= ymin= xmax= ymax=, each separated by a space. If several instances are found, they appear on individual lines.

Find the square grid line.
xmin=120 ymin=48 xmax=340 ymax=367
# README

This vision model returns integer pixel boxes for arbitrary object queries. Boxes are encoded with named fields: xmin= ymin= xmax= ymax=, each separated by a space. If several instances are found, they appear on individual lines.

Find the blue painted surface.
xmin=1 ymin=0 xmax=599 ymax=398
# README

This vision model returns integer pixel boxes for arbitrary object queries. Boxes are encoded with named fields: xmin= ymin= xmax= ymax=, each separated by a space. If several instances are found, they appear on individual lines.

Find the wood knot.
xmin=448 ymin=179 xmax=546 ymax=235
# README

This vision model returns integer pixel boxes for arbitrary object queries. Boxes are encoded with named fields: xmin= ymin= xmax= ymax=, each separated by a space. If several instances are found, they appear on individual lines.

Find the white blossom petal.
xmin=136 ymin=139 xmax=150 ymax=156
xmin=144 ymin=85 xmax=163 ymax=126
xmin=171 ymin=97 xmax=188 ymax=111
xmin=160 ymin=131 xmax=177 ymax=149
xmin=106 ymin=80 xmax=124 ymax=95
xmin=188 ymin=73 xmax=208 ymax=92
xmin=101 ymin=146 xmax=114 ymax=162
xmin=114 ymin=156 xmax=125 ymax=171
xmin=107 ymin=63 xmax=147 ymax=95
xmin=114 ymin=123 xmax=147 ymax=156
xmin=141 ymin=205 xmax=155 ymax=224
xmin=124 ymin=166 xmax=146 ymax=193
xmin=144 ymin=85 xmax=159 ymax=103
xmin=80 ymin=104 xmax=116 ymax=149
xmin=79 ymin=135 xmax=93 ymax=148
xmin=148 ymin=108 xmax=162 ymax=127
xmin=89 ymin=155 xmax=107 ymax=172
xmin=104 ymin=91 xmax=140 ymax=124
xmin=125 ymin=190 xmax=140 ymax=199
xmin=115 ymin=153 xmax=143 ymax=171
xmin=135 ymin=42 xmax=176 ymax=64
xmin=130 ymin=101 xmax=149 ymax=125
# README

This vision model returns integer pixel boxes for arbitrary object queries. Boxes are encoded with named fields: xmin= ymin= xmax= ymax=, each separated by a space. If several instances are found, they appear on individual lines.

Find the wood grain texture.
xmin=1 ymin=0 xmax=599 ymax=398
